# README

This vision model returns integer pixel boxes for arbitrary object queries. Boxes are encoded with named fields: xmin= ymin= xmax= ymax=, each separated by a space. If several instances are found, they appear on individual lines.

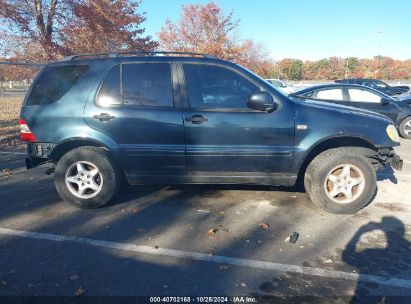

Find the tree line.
xmin=0 ymin=0 xmax=410 ymax=81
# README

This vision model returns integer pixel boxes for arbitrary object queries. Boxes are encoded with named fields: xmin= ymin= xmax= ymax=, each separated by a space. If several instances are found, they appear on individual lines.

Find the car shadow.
xmin=342 ymin=217 xmax=411 ymax=303
xmin=377 ymin=165 xmax=398 ymax=184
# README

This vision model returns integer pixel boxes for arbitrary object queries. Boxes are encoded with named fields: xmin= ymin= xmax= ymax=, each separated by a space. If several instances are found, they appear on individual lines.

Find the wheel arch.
xmin=49 ymin=138 xmax=124 ymax=174
xmin=295 ymin=136 xmax=378 ymax=184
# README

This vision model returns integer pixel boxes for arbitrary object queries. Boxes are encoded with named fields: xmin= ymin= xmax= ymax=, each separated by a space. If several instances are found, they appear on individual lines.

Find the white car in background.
xmin=265 ymin=79 xmax=295 ymax=94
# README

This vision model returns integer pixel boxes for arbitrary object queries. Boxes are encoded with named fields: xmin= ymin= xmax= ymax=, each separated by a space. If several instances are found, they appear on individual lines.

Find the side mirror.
xmin=381 ymin=98 xmax=391 ymax=105
xmin=247 ymin=91 xmax=276 ymax=112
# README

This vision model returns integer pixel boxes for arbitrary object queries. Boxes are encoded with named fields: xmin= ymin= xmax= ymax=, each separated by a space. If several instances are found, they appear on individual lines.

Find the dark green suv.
xmin=20 ymin=52 xmax=403 ymax=213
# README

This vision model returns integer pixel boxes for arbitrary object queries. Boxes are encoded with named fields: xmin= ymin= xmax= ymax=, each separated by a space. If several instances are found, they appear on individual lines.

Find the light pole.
xmin=378 ymin=31 xmax=383 ymax=59
xmin=345 ymin=57 xmax=349 ymax=79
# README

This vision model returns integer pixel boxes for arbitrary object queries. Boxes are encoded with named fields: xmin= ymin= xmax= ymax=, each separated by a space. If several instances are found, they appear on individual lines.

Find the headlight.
xmin=386 ymin=125 xmax=400 ymax=142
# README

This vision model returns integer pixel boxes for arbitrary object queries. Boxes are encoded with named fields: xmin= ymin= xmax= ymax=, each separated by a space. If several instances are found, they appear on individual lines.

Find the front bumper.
xmin=389 ymin=153 xmax=403 ymax=171
xmin=375 ymin=148 xmax=403 ymax=171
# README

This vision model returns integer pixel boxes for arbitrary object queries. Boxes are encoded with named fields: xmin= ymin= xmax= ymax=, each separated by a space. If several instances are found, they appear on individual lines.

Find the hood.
xmin=396 ymin=94 xmax=411 ymax=101
xmin=289 ymin=96 xmax=392 ymax=123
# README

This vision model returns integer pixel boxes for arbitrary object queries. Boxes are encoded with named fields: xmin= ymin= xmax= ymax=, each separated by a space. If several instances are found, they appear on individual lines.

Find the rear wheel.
xmin=54 ymin=147 xmax=121 ymax=208
xmin=304 ymin=148 xmax=377 ymax=214
xmin=399 ymin=117 xmax=411 ymax=139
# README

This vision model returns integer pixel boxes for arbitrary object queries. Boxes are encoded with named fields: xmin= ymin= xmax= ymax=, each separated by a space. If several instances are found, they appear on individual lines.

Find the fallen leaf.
xmin=130 ymin=208 xmax=140 ymax=214
xmin=220 ymin=211 xmax=225 ymax=216
xmin=240 ymin=281 xmax=247 ymax=288
xmin=207 ymin=228 xmax=217 ymax=236
xmin=219 ymin=265 xmax=231 ymax=271
xmin=74 ymin=286 xmax=86 ymax=296
xmin=70 ymin=274 xmax=79 ymax=281
xmin=1 ymin=169 xmax=11 ymax=176
xmin=259 ymin=223 xmax=269 ymax=229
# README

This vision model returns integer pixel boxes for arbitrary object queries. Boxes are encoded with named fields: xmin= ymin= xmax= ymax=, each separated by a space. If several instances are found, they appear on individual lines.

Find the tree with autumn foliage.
xmin=61 ymin=0 xmax=157 ymax=55
xmin=0 ymin=0 xmax=157 ymax=61
xmin=158 ymin=1 xmax=273 ymax=77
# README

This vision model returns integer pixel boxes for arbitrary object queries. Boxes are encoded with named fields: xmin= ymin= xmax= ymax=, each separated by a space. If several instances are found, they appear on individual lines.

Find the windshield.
xmin=372 ymin=80 xmax=389 ymax=88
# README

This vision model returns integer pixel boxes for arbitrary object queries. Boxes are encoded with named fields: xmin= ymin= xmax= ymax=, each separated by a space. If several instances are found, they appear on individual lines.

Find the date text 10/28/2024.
xmin=149 ymin=296 xmax=257 ymax=303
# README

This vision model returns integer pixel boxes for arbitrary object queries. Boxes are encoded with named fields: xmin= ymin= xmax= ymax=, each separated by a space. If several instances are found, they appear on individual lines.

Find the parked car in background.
xmin=335 ymin=79 xmax=410 ymax=96
xmin=20 ymin=52 xmax=402 ymax=214
xmin=292 ymin=84 xmax=411 ymax=139
xmin=265 ymin=79 xmax=295 ymax=94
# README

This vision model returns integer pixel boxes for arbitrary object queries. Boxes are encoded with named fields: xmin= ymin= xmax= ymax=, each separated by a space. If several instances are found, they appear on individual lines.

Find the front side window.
xmin=26 ymin=65 xmax=89 ymax=105
xmin=348 ymin=89 xmax=382 ymax=103
xmin=122 ymin=63 xmax=173 ymax=107
xmin=315 ymin=88 xmax=344 ymax=101
xmin=183 ymin=64 xmax=259 ymax=108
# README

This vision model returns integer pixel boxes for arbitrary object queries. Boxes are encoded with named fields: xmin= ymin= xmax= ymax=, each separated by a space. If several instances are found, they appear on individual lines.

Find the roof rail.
xmin=0 ymin=61 xmax=45 ymax=67
xmin=63 ymin=51 xmax=217 ymax=61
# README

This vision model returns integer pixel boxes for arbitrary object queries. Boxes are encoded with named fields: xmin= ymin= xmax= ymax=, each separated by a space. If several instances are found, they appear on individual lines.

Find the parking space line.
xmin=1 ymin=227 xmax=411 ymax=289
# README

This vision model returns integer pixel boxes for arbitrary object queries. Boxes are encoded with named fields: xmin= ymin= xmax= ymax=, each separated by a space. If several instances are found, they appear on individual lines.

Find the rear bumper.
xmin=25 ymin=143 xmax=56 ymax=169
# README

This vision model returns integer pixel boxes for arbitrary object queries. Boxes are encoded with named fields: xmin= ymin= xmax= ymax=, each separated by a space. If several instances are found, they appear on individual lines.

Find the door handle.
xmin=93 ymin=113 xmax=115 ymax=121
xmin=185 ymin=115 xmax=208 ymax=124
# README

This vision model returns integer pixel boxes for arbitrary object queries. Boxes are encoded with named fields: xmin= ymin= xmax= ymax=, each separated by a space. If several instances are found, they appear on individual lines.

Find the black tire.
xmin=304 ymin=148 xmax=377 ymax=214
xmin=54 ymin=147 xmax=121 ymax=208
xmin=399 ymin=117 xmax=411 ymax=139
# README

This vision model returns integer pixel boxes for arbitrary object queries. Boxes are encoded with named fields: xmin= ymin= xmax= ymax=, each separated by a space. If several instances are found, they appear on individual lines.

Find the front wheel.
xmin=304 ymin=148 xmax=377 ymax=214
xmin=54 ymin=147 xmax=121 ymax=208
xmin=399 ymin=117 xmax=411 ymax=139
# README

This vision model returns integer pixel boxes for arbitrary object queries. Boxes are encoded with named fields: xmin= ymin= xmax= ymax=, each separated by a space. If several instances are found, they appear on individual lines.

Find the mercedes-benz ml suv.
xmin=20 ymin=52 xmax=403 ymax=214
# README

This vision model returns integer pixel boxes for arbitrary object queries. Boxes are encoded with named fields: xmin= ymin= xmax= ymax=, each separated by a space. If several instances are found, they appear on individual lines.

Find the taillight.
xmin=19 ymin=118 xmax=36 ymax=142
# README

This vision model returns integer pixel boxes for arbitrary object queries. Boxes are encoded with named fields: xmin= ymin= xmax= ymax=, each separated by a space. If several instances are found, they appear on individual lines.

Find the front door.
xmin=84 ymin=62 xmax=186 ymax=179
xmin=179 ymin=62 xmax=294 ymax=182
xmin=345 ymin=87 xmax=399 ymax=122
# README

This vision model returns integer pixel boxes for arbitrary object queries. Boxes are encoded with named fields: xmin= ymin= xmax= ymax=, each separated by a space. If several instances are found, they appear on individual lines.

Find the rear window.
xmin=26 ymin=65 xmax=89 ymax=106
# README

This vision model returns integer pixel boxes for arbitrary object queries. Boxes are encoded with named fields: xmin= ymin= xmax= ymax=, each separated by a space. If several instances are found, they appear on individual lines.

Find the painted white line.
xmin=0 ymin=151 xmax=26 ymax=155
xmin=0 ymin=227 xmax=410 ymax=289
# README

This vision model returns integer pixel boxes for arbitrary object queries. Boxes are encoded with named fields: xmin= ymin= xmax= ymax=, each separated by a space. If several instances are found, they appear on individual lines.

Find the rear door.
xmin=178 ymin=62 xmax=294 ymax=181
xmin=84 ymin=61 xmax=186 ymax=180
xmin=345 ymin=87 xmax=399 ymax=121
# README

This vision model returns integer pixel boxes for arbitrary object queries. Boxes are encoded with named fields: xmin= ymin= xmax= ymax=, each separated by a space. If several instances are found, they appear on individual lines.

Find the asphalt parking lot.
xmin=0 ymin=141 xmax=410 ymax=302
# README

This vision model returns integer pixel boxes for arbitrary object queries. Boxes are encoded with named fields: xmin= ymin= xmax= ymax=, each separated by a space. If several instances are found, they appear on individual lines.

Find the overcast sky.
xmin=140 ymin=0 xmax=411 ymax=60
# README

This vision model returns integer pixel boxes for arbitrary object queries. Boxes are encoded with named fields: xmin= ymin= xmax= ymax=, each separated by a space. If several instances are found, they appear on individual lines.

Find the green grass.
xmin=0 ymin=96 xmax=25 ymax=151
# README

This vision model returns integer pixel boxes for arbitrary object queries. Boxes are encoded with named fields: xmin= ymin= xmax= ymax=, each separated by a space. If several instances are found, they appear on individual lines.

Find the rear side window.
xmin=348 ymin=89 xmax=382 ymax=103
xmin=122 ymin=63 xmax=173 ymax=107
xmin=97 ymin=65 xmax=122 ymax=106
xmin=26 ymin=65 xmax=88 ymax=105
